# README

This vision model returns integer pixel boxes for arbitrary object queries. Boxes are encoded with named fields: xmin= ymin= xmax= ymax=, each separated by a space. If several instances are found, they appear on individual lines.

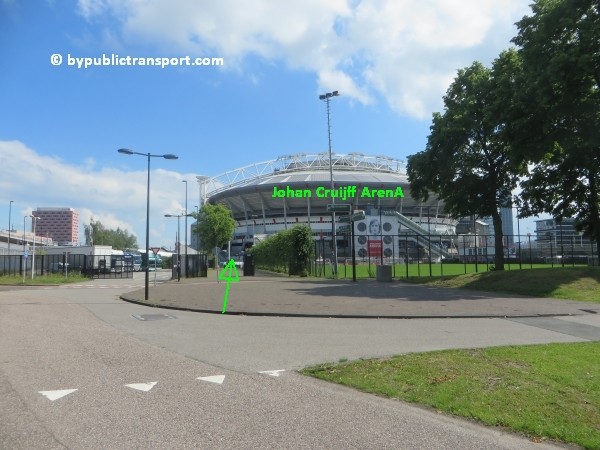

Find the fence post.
xmin=392 ymin=235 xmax=396 ymax=278
xmin=417 ymin=242 xmax=421 ymax=277
xmin=474 ymin=228 xmax=478 ymax=273
xmin=439 ymin=235 xmax=443 ymax=277
xmin=518 ymin=232 xmax=522 ymax=270
xmin=367 ymin=236 xmax=372 ymax=278
xmin=428 ymin=231 xmax=432 ymax=277
xmin=405 ymin=234 xmax=409 ymax=278
xmin=463 ymin=235 xmax=467 ymax=274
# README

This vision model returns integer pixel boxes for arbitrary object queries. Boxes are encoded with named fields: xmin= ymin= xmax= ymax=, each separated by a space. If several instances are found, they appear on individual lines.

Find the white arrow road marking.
xmin=258 ymin=370 xmax=285 ymax=377
xmin=39 ymin=389 xmax=78 ymax=401
xmin=125 ymin=382 xmax=157 ymax=392
xmin=197 ymin=375 xmax=225 ymax=385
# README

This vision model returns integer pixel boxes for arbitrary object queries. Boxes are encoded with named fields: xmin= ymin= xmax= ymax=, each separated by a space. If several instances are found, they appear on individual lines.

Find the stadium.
xmin=195 ymin=153 xmax=458 ymax=262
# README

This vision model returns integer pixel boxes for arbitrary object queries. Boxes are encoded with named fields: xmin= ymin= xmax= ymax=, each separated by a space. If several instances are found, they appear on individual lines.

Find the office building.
xmin=32 ymin=207 xmax=79 ymax=245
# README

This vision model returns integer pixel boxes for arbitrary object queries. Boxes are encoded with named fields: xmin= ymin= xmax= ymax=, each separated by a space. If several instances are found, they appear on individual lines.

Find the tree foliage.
xmin=251 ymin=225 xmax=314 ymax=276
xmin=511 ymin=0 xmax=600 ymax=256
xmin=83 ymin=219 xmax=137 ymax=250
xmin=192 ymin=203 xmax=235 ymax=253
xmin=407 ymin=51 xmax=524 ymax=270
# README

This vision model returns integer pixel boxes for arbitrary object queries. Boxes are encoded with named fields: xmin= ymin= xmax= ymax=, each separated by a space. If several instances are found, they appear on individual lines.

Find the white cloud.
xmin=0 ymin=140 xmax=196 ymax=249
xmin=76 ymin=0 xmax=530 ymax=119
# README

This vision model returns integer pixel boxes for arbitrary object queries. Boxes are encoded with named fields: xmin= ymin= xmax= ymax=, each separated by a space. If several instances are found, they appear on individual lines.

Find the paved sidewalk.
xmin=120 ymin=271 xmax=599 ymax=318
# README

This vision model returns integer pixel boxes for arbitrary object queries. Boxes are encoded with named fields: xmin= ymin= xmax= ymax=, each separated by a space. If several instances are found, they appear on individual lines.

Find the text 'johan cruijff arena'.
xmin=196 ymin=153 xmax=457 ymax=262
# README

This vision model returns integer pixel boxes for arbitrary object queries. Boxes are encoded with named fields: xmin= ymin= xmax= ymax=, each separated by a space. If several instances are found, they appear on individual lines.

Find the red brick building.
xmin=32 ymin=207 xmax=79 ymax=245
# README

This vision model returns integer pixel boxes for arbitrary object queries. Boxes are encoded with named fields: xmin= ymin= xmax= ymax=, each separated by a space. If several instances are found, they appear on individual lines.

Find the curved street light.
xmin=118 ymin=148 xmax=178 ymax=300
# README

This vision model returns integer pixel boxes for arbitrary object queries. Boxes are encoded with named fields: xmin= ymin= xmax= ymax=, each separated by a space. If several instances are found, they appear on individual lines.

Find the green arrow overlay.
xmin=219 ymin=259 xmax=240 ymax=314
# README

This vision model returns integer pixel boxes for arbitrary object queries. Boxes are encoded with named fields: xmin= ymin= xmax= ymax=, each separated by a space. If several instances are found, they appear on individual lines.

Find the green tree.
xmin=407 ymin=52 xmax=525 ymax=270
xmin=289 ymin=225 xmax=314 ymax=276
xmin=84 ymin=218 xmax=138 ymax=250
xmin=192 ymin=204 xmax=235 ymax=253
xmin=512 ymin=0 xmax=600 ymax=256
xmin=251 ymin=225 xmax=314 ymax=276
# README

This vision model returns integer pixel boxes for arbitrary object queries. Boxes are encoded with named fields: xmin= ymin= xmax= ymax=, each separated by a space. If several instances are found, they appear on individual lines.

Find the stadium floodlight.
xmin=319 ymin=90 xmax=341 ymax=277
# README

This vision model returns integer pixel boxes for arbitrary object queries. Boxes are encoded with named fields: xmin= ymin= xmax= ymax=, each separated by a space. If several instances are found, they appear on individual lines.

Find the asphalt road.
xmin=1 ymin=274 xmax=595 ymax=449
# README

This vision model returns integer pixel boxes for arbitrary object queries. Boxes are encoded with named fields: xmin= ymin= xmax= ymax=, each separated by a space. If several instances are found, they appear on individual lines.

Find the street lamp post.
xmin=118 ymin=148 xmax=178 ymax=300
xmin=165 ymin=213 xmax=181 ymax=281
xmin=165 ymin=213 xmax=193 ymax=281
xmin=319 ymin=90 xmax=340 ymax=277
xmin=194 ymin=205 xmax=199 ymax=251
xmin=22 ymin=216 xmax=26 ymax=282
xmin=182 ymin=180 xmax=188 ymax=277
xmin=515 ymin=205 xmax=522 ymax=270
xmin=30 ymin=214 xmax=39 ymax=279
xmin=8 ymin=200 xmax=13 ymax=254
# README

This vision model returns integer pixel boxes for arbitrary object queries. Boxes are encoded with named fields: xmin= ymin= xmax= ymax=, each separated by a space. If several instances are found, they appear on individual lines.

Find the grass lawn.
xmin=316 ymin=262 xmax=589 ymax=279
xmin=403 ymin=267 xmax=600 ymax=303
xmin=0 ymin=274 xmax=88 ymax=285
xmin=302 ymin=342 xmax=600 ymax=449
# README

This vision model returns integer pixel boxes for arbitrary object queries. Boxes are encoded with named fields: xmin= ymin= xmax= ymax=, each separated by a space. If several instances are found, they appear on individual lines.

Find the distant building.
xmin=480 ymin=208 xmax=515 ymax=245
xmin=535 ymin=217 xmax=591 ymax=246
xmin=32 ymin=207 xmax=79 ymax=245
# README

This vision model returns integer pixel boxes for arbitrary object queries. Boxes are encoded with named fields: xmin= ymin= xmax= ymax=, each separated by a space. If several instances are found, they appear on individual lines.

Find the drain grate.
xmin=132 ymin=314 xmax=177 ymax=321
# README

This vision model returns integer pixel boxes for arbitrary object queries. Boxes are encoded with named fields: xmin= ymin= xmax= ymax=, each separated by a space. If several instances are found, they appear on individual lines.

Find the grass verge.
xmin=0 ymin=274 xmax=88 ymax=285
xmin=302 ymin=342 xmax=600 ymax=449
xmin=403 ymin=267 xmax=600 ymax=303
xmin=318 ymin=262 xmax=589 ymax=279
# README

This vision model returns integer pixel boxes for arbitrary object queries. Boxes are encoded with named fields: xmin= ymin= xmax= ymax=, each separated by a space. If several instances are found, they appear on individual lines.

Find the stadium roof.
xmin=198 ymin=153 xmax=406 ymax=197
xmin=197 ymin=153 xmax=443 ymax=219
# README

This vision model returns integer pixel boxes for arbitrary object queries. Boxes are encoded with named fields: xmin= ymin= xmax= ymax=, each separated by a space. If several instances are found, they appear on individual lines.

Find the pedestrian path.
xmin=119 ymin=276 xmax=600 ymax=318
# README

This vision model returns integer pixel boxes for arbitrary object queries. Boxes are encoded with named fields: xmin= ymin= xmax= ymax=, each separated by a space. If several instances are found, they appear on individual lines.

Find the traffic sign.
xmin=326 ymin=204 xmax=351 ymax=213
xmin=150 ymin=247 xmax=161 ymax=255
xmin=23 ymin=251 xmax=29 ymax=259
xmin=338 ymin=215 xmax=351 ymax=223
xmin=337 ymin=225 xmax=351 ymax=232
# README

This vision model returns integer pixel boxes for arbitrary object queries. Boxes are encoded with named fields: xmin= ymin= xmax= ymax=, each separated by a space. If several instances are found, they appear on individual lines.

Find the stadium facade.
xmin=193 ymin=153 xmax=458 ymax=261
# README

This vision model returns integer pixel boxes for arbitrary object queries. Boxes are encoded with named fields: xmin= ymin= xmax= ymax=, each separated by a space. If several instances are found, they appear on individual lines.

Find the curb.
xmin=118 ymin=294 xmax=576 ymax=320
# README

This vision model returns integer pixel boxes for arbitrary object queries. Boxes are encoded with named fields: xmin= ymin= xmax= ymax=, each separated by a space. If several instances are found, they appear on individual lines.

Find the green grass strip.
xmin=0 ymin=274 xmax=89 ymax=285
xmin=302 ymin=342 xmax=600 ymax=449
xmin=403 ymin=267 xmax=600 ymax=303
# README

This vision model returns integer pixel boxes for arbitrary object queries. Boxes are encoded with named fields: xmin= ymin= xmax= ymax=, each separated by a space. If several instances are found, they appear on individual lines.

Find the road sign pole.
xmin=352 ymin=218 xmax=357 ymax=282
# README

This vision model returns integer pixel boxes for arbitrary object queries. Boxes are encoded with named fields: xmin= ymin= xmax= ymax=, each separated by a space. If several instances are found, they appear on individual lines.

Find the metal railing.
xmin=310 ymin=233 xmax=598 ymax=279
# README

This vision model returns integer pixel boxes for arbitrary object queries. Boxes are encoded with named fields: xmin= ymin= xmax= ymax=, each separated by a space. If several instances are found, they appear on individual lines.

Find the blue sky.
xmin=0 ymin=0 xmax=543 ymax=248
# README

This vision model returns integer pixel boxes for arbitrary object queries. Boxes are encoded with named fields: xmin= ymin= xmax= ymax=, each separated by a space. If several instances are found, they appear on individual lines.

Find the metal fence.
xmin=181 ymin=254 xmax=209 ymax=278
xmin=0 ymin=252 xmax=210 ymax=279
xmin=310 ymin=233 xmax=598 ymax=278
xmin=0 ymin=254 xmax=133 ymax=279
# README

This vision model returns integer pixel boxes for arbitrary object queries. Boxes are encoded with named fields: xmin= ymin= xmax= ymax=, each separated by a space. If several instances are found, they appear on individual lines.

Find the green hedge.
xmin=251 ymin=225 xmax=314 ymax=276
